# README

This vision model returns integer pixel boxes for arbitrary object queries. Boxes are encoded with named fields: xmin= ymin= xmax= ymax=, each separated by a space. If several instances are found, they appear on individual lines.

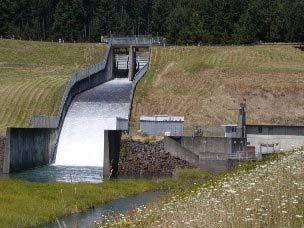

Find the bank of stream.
xmin=0 ymin=137 xmax=207 ymax=228
xmin=44 ymin=190 xmax=165 ymax=228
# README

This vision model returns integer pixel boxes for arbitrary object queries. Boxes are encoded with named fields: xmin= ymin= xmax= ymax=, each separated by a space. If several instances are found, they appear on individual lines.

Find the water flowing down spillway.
xmin=13 ymin=79 xmax=132 ymax=183
xmin=53 ymin=78 xmax=132 ymax=177
xmin=13 ymin=55 xmax=150 ymax=183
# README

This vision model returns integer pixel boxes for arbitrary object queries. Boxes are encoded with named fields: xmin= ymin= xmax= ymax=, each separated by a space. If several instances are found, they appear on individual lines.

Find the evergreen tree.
xmin=53 ymin=0 xmax=85 ymax=41
xmin=0 ymin=0 xmax=12 ymax=36
xmin=0 ymin=0 xmax=303 ymax=44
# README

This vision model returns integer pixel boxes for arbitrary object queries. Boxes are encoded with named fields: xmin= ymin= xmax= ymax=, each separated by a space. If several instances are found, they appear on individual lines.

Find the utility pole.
xmin=238 ymin=102 xmax=247 ymax=139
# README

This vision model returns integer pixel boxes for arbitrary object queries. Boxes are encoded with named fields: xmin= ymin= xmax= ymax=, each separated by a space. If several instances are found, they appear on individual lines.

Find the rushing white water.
xmin=55 ymin=78 xmax=132 ymax=167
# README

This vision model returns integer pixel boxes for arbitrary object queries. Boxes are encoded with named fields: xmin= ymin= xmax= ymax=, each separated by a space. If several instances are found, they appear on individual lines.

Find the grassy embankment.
xmin=132 ymin=45 xmax=304 ymax=126
xmin=0 ymin=179 xmax=159 ymax=227
xmin=105 ymin=150 xmax=304 ymax=227
xmin=0 ymin=167 xmax=211 ymax=227
xmin=0 ymin=171 xmax=214 ymax=228
xmin=0 ymin=39 xmax=106 ymax=135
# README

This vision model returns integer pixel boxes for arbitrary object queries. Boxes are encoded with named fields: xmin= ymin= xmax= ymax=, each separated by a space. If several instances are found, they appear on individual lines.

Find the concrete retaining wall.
xmin=164 ymin=137 xmax=199 ymax=166
xmin=164 ymin=136 xmax=245 ymax=173
xmin=199 ymin=160 xmax=230 ymax=173
xmin=103 ymin=130 xmax=122 ymax=179
xmin=0 ymin=137 xmax=5 ymax=172
xmin=4 ymin=128 xmax=57 ymax=173
xmin=180 ymin=137 xmax=245 ymax=159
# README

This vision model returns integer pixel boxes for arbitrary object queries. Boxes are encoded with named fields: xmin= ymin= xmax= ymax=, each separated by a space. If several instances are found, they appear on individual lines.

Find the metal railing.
xmin=184 ymin=126 xmax=227 ymax=137
xmin=200 ymin=153 xmax=230 ymax=161
xmin=228 ymin=152 xmax=257 ymax=160
xmin=102 ymin=35 xmax=166 ymax=46
xmin=107 ymin=36 xmax=152 ymax=45
xmin=127 ymin=123 xmax=232 ymax=138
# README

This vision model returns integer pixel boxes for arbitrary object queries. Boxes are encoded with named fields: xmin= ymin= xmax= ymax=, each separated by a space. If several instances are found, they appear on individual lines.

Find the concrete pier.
xmin=103 ymin=131 xmax=122 ymax=178
xmin=128 ymin=46 xmax=137 ymax=81
xmin=4 ymin=128 xmax=57 ymax=173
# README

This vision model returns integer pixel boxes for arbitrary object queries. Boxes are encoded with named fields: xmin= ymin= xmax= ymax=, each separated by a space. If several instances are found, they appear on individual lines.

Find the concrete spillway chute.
xmin=54 ymin=41 xmax=150 ymax=180
xmin=4 ymin=37 xmax=151 ymax=182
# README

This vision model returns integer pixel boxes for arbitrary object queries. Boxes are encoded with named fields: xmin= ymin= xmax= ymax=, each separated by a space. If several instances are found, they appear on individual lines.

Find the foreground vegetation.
xmin=0 ymin=168 xmax=213 ymax=227
xmin=132 ymin=45 xmax=304 ymax=126
xmin=0 ymin=179 xmax=158 ymax=227
xmin=1 ymin=150 xmax=302 ymax=228
xmin=104 ymin=150 xmax=304 ymax=227
xmin=0 ymin=39 xmax=105 ymax=134
xmin=0 ymin=163 xmax=214 ymax=228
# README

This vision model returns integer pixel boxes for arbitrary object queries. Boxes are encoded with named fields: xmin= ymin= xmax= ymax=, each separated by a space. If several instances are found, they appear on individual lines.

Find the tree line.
xmin=0 ymin=0 xmax=303 ymax=44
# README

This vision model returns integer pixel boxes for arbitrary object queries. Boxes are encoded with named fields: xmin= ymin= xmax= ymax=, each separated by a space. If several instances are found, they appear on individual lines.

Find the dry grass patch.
xmin=132 ymin=45 xmax=304 ymax=126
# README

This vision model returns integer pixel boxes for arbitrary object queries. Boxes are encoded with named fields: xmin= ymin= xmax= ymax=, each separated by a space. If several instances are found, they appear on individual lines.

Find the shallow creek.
xmin=12 ymin=167 xmax=164 ymax=228
xmin=43 ymin=190 xmax=164 ymax=228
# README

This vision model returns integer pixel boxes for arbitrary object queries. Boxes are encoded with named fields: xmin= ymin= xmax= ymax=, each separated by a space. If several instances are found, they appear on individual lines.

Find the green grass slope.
xmin=0 ymin=39 xmax=106 ymax=134
xmin=132 ymin=45 xmax=304 ymax=126
xmin=0 ymin=179 xmax=158 ymax=227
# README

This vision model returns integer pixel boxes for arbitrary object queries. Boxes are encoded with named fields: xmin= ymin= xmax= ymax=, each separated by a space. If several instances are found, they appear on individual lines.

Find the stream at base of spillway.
xmin=43 ymin=190 xmax=164 ymax=228
xmin=12 ymin=166 xmax=103 ymax=183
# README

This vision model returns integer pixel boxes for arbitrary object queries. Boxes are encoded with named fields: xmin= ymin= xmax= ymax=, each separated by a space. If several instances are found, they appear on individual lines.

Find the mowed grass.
xmin=132 ymin=45 xmax=304 ymax=126
xmin=0 ymin=178 xmax=158 ymax=227
xmin=0 ymin=39 xmax=106 ymax=134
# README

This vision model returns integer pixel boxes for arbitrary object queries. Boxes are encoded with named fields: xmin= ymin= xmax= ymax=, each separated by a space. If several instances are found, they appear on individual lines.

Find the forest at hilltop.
xmin=0 ymin=0 xmax=303 ymax=44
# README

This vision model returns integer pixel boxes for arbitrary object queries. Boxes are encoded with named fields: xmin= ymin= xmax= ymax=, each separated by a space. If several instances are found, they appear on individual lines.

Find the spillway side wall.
xmin=2 ymin=45 xmax=115 ymax=174
xmin=3 ymin=128 xmax=57 ymax=173
xmin=49 ymin=45 xmax=114 ymax=163
xmin=128 ymin=62 xmax=149 ymax=121
xmin=103 ymin=130 xmax=122 ymax=179
xmin=32 ymin=45 xmax=113 ymax=129
xmin=0 ymin=136 xmax=6 ymax=173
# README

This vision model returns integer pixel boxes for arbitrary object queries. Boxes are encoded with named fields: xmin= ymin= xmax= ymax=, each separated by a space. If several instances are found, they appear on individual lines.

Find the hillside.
xmin=0 ymin=39 xmax=105 ymax=134
xmin=132 ymin=45 xmax=304 ymax=126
